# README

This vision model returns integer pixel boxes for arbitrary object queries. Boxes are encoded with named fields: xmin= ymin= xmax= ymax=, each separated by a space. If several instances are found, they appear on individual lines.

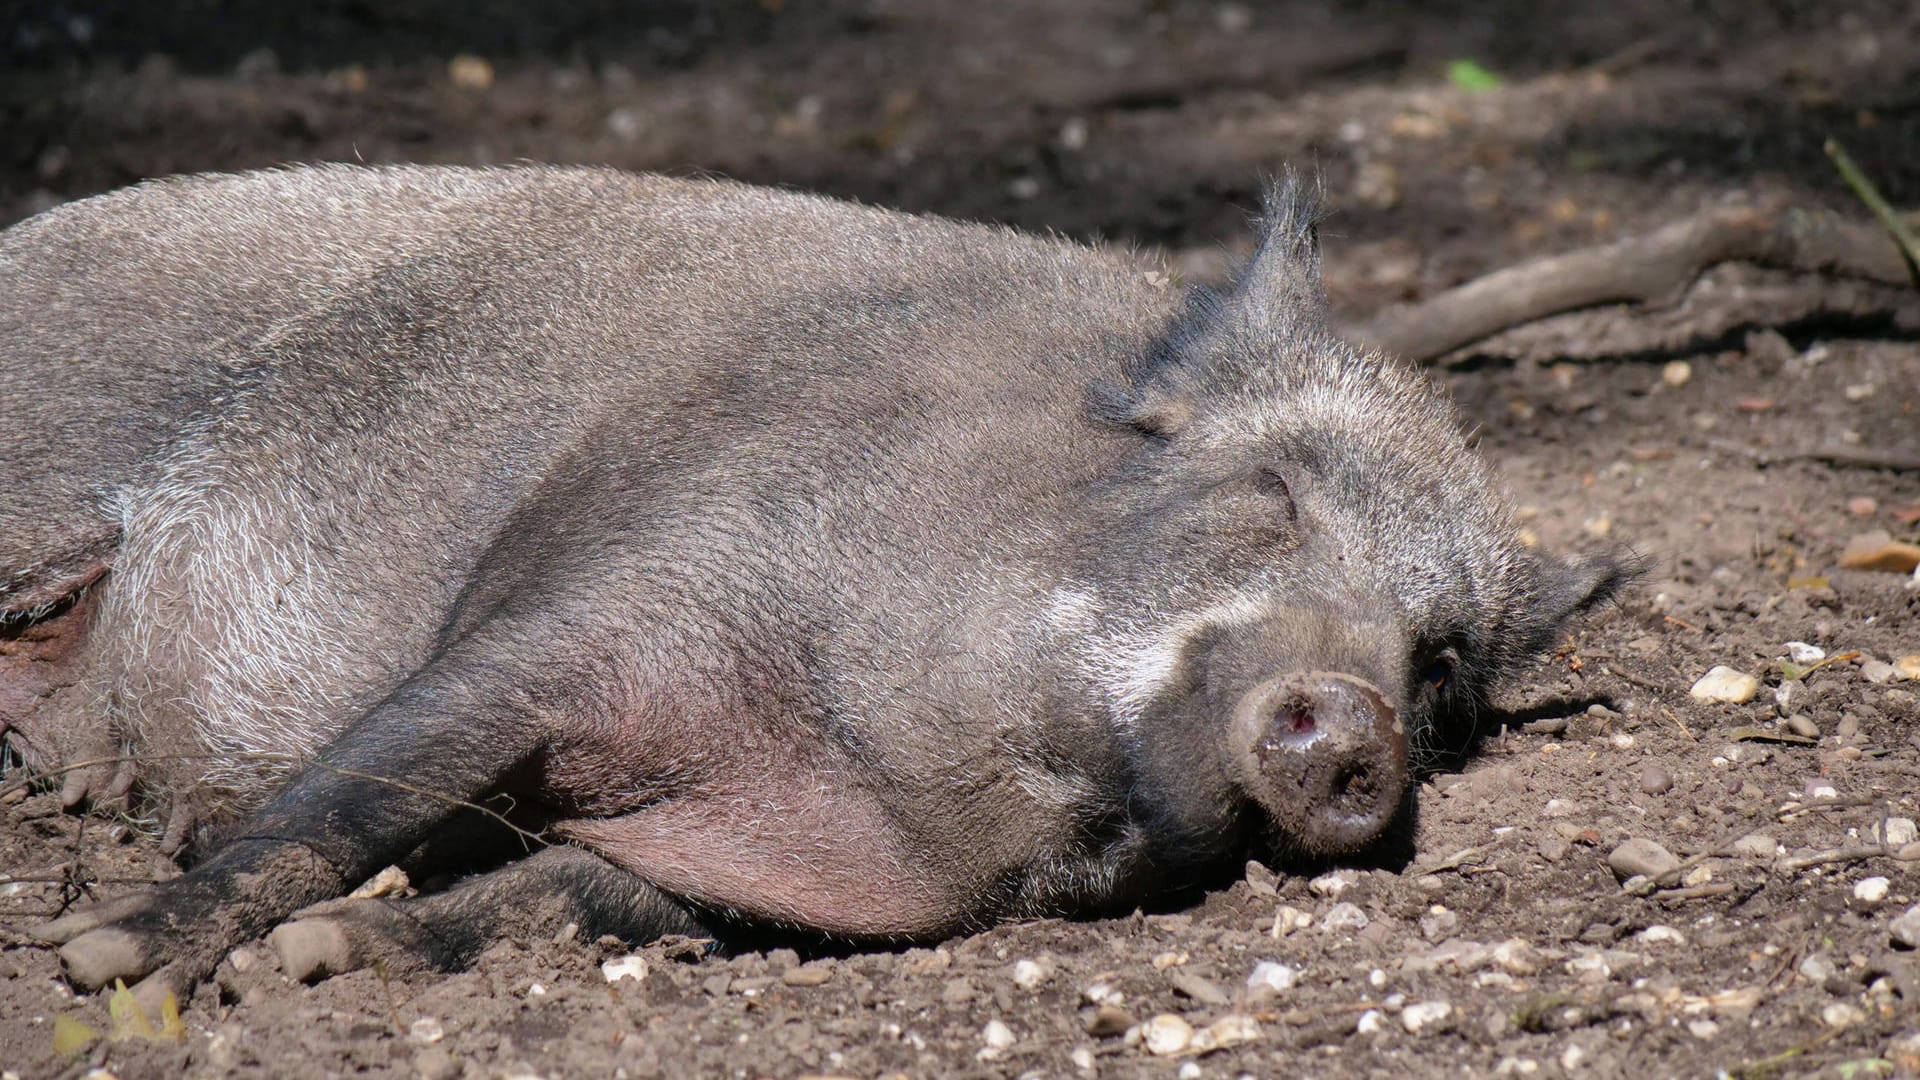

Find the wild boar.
xmin=0 ymin=165 xmax=1634 ymax=1006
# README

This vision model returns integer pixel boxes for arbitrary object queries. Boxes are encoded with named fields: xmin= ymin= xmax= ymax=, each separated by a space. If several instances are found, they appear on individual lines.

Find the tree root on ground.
xmin=1350 ymin=202 xmax=1918 ymax=364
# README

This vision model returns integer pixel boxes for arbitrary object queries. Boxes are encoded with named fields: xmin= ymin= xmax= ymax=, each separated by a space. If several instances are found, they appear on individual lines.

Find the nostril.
xmin=1279 ymin=707 xmax=1315 ymax=736
xmin=1330 ymin=761 xmax=1376 ymax=804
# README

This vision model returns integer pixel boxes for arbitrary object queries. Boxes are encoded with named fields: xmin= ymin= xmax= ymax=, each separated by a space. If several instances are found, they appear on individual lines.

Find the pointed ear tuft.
xmin=1228 ymin=169 xmax=1330 ymax=322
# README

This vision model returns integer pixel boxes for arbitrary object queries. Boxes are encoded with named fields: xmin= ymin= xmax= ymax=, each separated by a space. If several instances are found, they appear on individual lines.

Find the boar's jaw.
xmin=1226 ymin=671 xmax=1409 ymax=856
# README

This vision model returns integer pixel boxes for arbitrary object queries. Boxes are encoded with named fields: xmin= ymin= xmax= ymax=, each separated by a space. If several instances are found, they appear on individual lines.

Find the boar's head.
xmin=1076 ymin=177 xmax=1639 ymax=863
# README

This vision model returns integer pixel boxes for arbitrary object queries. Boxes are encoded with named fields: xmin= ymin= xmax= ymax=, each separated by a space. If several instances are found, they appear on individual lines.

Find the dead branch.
xmin=1776 ymin=844 xmax=1886 ymax=873
xmin=1351 ymin=203 xmax=1918 ymax=363
xmin=1653 ymin=882 xmax=1738 ymax=903
xmin=1706 ymin=438 xmax=1920 ymax=473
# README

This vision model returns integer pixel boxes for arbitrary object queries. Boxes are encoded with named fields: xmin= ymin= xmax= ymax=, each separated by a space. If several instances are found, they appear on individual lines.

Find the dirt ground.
xmin=3 ymin=2 xmax=1920 ymax=1077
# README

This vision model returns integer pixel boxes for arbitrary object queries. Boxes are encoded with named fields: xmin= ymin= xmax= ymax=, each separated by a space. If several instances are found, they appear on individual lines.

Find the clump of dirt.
xmin=4 ymin=2 xmax=1918 ymax=1077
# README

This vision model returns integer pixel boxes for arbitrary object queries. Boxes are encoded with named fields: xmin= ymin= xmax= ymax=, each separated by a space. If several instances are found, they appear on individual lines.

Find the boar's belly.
xmin=556 ymin=779 xmax=967 ymax=938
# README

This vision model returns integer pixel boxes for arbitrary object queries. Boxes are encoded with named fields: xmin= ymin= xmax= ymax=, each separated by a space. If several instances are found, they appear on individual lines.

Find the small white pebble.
xmin=600 ymin=955 xmax=648 ymax=983
xmin=1177 ymin=1063 xmax=1202 ymax=1080
xmin=1320 ymin=902 xmax=1369 ymax=933
xmin=1491 ymin=939 xmax=1540 ymax=975
xmin=1561 ymin=1042 xmax=1588 ymax=1070
xmin=1785 ymin=641 xmax=1826 ymax=664
xmin=408 ymin=1017 xmax=445 ymax=1043
xmin=1246 ymin=960 xmax=1299 ymax=999
xmin=1661 ymin=360 xmax=1693 ymax=387
xmin=1823 ymin=1002 xmax=1866 ymax=1028
xmin=1270 ymin=905 xmax=1313 ymax=936
xmin=981 ymin=1019 xmax=1016 ymax=1051
xmin=1012 ymin=959 xmax=1049 ymax=989
xmin=1143 ymin=1014 xmax=1194 ymax=1056
xmin=1070 ymin=1046 xmax=1094 ymax=1072
xmin=1687 ymin=1019 xmax=1719 ymax=1039
xmin=1690 ymin=666 xmax=1759 ymax=703
xmin=1855 ymin=877 xmax=1891 ymax=903
xmin=1355 ymin=1009 xmax=1387 ymax=1035
xmin=1799 ymin=953 xmax=1837 ymax=982
xmin=1309 ymin=870 xmax=1357 ymax=897
xmin=1368 ymin=967 xmax=1387 ymax=988
xmin=1202 ymin=1014 xmax=1260 ymax=1050
xmin=1566 ymin=952 xmax=1611 ymax=981
xmin=525 ymin=982 xmax=547 ymax=998
xmin=1636 ymin=925 xmax=1686 ymax=946
xmin=1400 ymin=1000 xmax=1452 ymax=1033
xmin=1882 ymin=818 xmax=1919 ymax=846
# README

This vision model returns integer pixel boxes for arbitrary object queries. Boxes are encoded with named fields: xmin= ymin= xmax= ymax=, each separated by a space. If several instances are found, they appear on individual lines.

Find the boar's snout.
xmin=1228 ymin=671 xmax=1408 ymax=856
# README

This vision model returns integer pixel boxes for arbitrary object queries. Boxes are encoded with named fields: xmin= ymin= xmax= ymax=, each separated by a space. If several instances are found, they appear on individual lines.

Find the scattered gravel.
xmin=1785 ymin=641 xmax=1827 ymax=664
xmin=1246 ymin=960 xmax=1300 ymax=1002
xmin=1891 ymin=905 xmax=1920 ymax=949
xmin=1880 ymin=818 xmax=1918 ymax=847
xmin=1142 ymin=1013 xmax=1193 ymax=1056
xmin=599 ymin=955 xmax=647 ymax=983
xmin=1401 ymin=1000 xmax=1453 ymax=1033
xmin=1608 ymin=837 xmax=1681 ymax=880
xmin=1011 ymin=958 xmax=1050 ymax=990
xmin=1167 ymin=970 xmax=1230 ymax=1006
xmin=1782 ymin=715 xmax=1820 ymax=738
xmin=1320 ymin=902 xmax=1370 ymax=933
xmin=1270 ymin=905 xmax=1313 ymax=936
xmin=1690 ymin=666 xmax=1760 ymax=703
xmin=980 ymin=1018 xmax=1016 ymax=1057
xmin=1637 ymin=765 xmax=1673 ymax=795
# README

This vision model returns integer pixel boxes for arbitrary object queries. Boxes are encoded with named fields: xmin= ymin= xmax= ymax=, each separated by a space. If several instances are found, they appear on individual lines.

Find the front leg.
xmin=37 ymin=637 xmax=550 ymax=1012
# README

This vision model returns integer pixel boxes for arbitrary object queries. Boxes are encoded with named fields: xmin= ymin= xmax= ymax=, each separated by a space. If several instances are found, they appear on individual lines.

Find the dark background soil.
xmin=3 ymin=2 xmax=1919 ymax=1077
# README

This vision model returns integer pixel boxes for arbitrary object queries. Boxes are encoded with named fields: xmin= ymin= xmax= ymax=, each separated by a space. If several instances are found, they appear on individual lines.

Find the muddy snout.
xmin=1228 ymin=671 xmax=1409 ymax=856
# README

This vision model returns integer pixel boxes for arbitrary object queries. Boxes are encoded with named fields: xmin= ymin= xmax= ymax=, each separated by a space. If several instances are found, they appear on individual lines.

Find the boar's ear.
xmin=1226 ymin=171 xmax=1330 ymax=323
xmin=1523 ymin=545 xmax=1652 ymax=650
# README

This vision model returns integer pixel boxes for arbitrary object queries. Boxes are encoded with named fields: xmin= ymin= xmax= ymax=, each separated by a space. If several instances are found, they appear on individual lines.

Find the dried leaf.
xmin=106 ymin=978 xmax=184 ymax=1043
xmin=1839 ymin=530 xmax=1920 ymax=573
xmin=108 ymin=979 xmax=156 ymax=1042
xmin=52 ymin=1013 xmax=99 ymax=1057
